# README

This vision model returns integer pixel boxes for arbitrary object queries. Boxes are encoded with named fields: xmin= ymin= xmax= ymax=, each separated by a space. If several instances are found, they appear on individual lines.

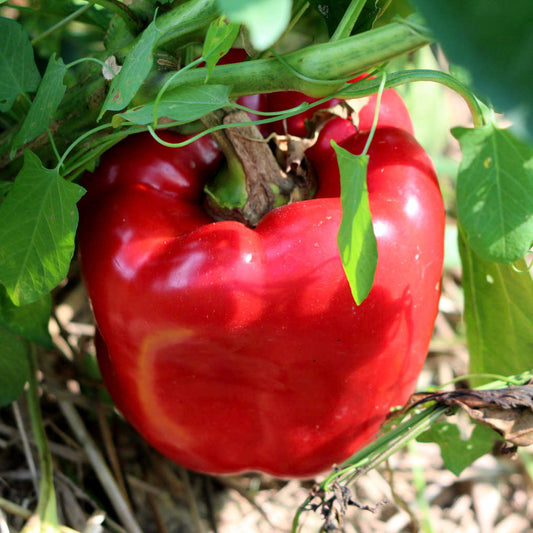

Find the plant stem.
xmin=361 ymin=72 xmax=387 ymax=156
xmin=331 ymin=0 xmax=367 ymax=41
xmin=138 ymin=15 xmax=432 ymax=101
xmin=25 ymin=345 xmax=58 ymax=527
xmin=337 ymin=69 xmax=486 ymax=127
xmin=31 ymin=4 xmax=92 ymax=46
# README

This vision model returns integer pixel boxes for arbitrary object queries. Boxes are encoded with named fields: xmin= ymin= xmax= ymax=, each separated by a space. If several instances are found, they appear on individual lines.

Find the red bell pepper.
xmin=78 ymin=95 xmax=444 ymax=478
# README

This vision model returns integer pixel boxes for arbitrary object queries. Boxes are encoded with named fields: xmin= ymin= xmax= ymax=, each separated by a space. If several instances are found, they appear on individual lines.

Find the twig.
xmin=0 ymin=496 xmax=32 ymax=520
xmin=177 ymin=467 xmax=205 ymax=533
xmin=96 ymin=401 xmax=131 ymax=507
xmin=202 ymin=478 xmax=219 ymax=533
xmin=11 ymin=402 xmax=39 ymax=495
xmin=57 ymin=400 xmax=143 ymax=533
xmin=384 ymin=459 xmax=420 ymax=532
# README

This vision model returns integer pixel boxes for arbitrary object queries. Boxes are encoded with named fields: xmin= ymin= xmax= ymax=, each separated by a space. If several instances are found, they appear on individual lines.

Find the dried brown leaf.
xmin=409 ymin=384 xmax=533 ymax=446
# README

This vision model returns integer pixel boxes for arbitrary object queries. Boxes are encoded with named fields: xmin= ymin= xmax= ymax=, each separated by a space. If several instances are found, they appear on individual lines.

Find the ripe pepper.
xmin=78 ymin=95 xmax=444 ymax=478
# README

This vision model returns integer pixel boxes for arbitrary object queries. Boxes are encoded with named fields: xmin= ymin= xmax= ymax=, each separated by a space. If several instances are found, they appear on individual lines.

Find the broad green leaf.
xmin=203 ymin=16 xmax=240 ymax=79
xmin=11 ymin=55 xmax=67 ymax=155
xmin=100 ymin=19 xmax=162 ymax=117
xmin=0 ymin=151 xmax=85 ymax=306
xmin=0 ymin=286 xmax=52 ymax=348
xmin=454 ymin=125 xmax=533 ymax=263
xmin=0 ymin=325 xmax=29 ymax=406
xmin=411 ymin=0 xmax=533 ymax=143
xmin=417 ymin=421 xmax=499 ymax=476
xmin=459 ymin=231 xmax=533 ymax=379
xmin=334 ymin=142 xmax=377 ymax=305
xmin=0 ymin=16 xmax=41 ymax=111
xmin=217 ymin=0 xmax=291 ymax=51
xmin=120 ymin=85 xmax=232 ymax=125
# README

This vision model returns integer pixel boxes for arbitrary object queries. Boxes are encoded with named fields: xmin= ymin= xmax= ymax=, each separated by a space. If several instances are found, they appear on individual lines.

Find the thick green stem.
xmin=157 ymin=0 xmax=219 ymax=43
xmin=138 ymin=15 xmax=432 ymax=101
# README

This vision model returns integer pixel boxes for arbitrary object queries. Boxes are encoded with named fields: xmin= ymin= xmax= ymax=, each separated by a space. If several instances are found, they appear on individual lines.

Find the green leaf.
xmin=11 ymin=55 xmax=67 ymax=155
xmin=454 ymin=125 xmax=533 ymax=263
xmin=0 ymin=16 xmax=41 ymax=112
xmin=120 ymin=84 xmax=232 ymax=125
xmin=0 ymin=286 xmax=52 ymax=348
xmin=334 ymin=142 xmax=377 ymax=305
xmin=104 ymin=14 xmax=135 ymax=53
xmin=216 ymin=0 xmax=291 ymax=51
xmin=417 ymin=421 xmax=498 ymax=476
xmin=0 ymin=181 xmax=12 ymax=202
xmin=411 ymin=0 xmax=533 ymax=143
xmin=203 ymin=16 xmax=240 ymax=79
xmin=0 ymin=151 xmax=85 ymax=306
xmin=100 ymin=19 xmax=162 ymax=117
xmin=459 ymin=231 xmax=533 ymax=379
xmin=0 ymin=325 xmax=29 ymax=407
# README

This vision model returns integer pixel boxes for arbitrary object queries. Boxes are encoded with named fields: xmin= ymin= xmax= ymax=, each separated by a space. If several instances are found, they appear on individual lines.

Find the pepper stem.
xmin=201 ymin=110 xmax=316 ymax=226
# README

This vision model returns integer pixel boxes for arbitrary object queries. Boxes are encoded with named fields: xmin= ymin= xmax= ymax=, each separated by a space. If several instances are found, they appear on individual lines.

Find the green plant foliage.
xmin=0 ymin=181 xmax=11 ymax=202
xmin=120 ymin=85 xmax=232 ymax=125
xmin=0 ymin=287 xmax=52 ymax=348
xmin=454 ymin=124 xmax=533 ymax=263
xmin=0 ymin=326 xmax=29 ymax=407
xmin=100 ymin=19 xmax=162 ymax=117
xmin=417 ymin=420 xmax=499 ymax=476
xmin=0 ymin=16 xmax=41 ymax=112
xmin=0 ymin=152 xmax=85 ymax=306
xmin=334 ymin=142 xmax=376 ymax=305
xmin=459 ymin=233 xmax=533 ymax=380
xmin=411 ymin=0 xmax=533 ymax=142
xmin=11 ymin=55 xmax=67 ymax=155
xmin=202 ymin=16 xmax=240 ymax=78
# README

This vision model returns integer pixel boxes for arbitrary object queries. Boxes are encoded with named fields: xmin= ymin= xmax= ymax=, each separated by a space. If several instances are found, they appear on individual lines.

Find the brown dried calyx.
xmin=202 ymin=109 xmax=316 ymax=227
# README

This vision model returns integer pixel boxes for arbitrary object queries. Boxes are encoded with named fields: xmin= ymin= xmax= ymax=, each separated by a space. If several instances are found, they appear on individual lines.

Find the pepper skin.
xmin=78 ymin=121 xmax=444 ymax=478
xmin=266 ymin=85 xmax=414 ymax=137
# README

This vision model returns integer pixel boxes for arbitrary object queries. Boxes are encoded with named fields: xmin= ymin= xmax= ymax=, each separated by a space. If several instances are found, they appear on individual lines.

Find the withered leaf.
xmin=409 ymin=384 xmax=533 ymax=447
